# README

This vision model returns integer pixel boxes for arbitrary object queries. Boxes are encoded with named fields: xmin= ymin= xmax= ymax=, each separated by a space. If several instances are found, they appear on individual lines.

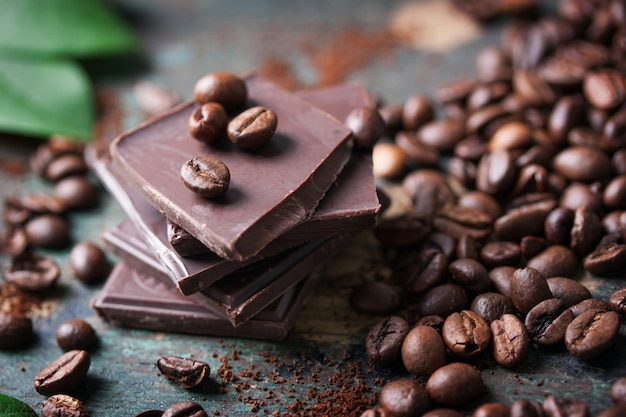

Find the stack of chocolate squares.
xmin=87 ymin=73 xmax=382 ymax=340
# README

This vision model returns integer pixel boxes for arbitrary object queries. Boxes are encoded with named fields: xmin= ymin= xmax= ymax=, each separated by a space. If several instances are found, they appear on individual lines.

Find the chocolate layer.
xmin=92 ymin=262 xmax=322 ymax=341
xmin=110 ymin=74 xmax=354 ymax=261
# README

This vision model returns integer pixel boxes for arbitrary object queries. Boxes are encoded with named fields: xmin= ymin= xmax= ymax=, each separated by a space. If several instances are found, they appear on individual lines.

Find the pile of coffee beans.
xmin=360 ymin=0 xmax=626 ymax=414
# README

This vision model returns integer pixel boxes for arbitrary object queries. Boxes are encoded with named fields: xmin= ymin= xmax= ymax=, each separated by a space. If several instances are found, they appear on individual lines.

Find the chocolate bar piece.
xmin=92 ymin=262 xmax=322 ymax=341
xmin=110 ymin=74 xmax=354 ymax=261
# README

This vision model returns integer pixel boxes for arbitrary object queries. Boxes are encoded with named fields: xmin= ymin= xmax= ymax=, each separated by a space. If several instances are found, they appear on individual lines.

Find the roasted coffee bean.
xmin=54 ymin=176 xmax=100 ymax=211
xmin=571 ymin=204 xmax=603 ymax=257
xmin=0 ymin=312 xmax=33 ymax=350
xmin=454 ymin=135 xmax=488 ymax=162
xmin=180 ymin=156 xmax=230 ymax=198
xmin=1 ymin=228 xmax=28 ymax=255
xmin=24 ymin=214 xmax=71 ymax=249
xmin=402 ymin=169 xmax=454 ymax=220
xmin=457 ymin=191 xmax=502 ymax=221
xmin=488 ymin=121 xmax=532 ymax=151
xmin=545 ymin=207 xmax=575 ymax=246
xmin=610 ymin=377 xmax=626 ymax=404
xmin=403 ymin=248 xmax=447 ymax=295
xmin=584 ymin=240 xmax=626 ymax=275
xmin=188 ymin=102 xmax=228 ymax=143
xmin=548 ymin=95 xmax=585 ymax=144
xmin=401 ymin=325 xmax=446 ymax=376
xmin=193 ymin=72 xmax=247 ymax=110
xmin=69 ymin=242 xmax=111 ymax=284
xmin=433 ymin=205 xmax=492 ymax=241
xmin=5 ymin=252 xmax=60 ymax=291
xmin=372 ymin=142 xmax=406 ymax=180
xmin=449 ymin=258 xmax=491 ymax=294
xmin=609 ymin=287 xmax=626 ymax=314
xmin=374 ymin=213 xmax=430 ymax=247
xmin=350 ymin=281 xmax=402 ymax=315
xmin=402 ymin=94 xmax=434 ymax=131
xmin=42 ymin=394 xmax=89 ymax=417
xmin=3 ymin=196 xmax=31 ymax=225
xmin=162 ymin=401 xmax=207 ymax=417
xmin=466 ymin=104 xmax=509 ymax=134
xmin=379 ymin=379 xmax=431 ymax=417
xmin=520 ymin=235 xmax=549 ymax=259
xmin=447 ymin=157 xmax=477 ymax=189
xmin=569 ymin=298 xmax=611 ymax=317
xmin=473 ymin=402 xmax=510 ymax=417
xmin=491 ymin=314 xmax=529 ymax=368
xmin=157 ymin=356 xmax=211 ymax=389
xmin=510 ymin=399 xmax=544 ymax=417
xmin=494 ymin=194 xmax=556 ymax=241
xmin=613 ymin=150 xmax=626 ymax=175
xmin=547 ymin=277 xmax=591 ymax=307
xmin=568 ymin=127 xmax=623 ymax=153
xmin=488 ymin=266 xmax=516 ymax=297
xmin=422 ymin=410 xmax=464 ymax=417
xmin=416 ymin=315 xmax=445 ymax=333
xmin=560 ymin=182 xmax=602 ymax=214
xmin=435 ymin=78 xmax=477 ymax=104
xmin=511 ymin=164 xmax=551 ymax=196
xmin=467 ymin=83 xmax=510 ymax=112
xmin=510 ymin=267 xmax=552 ymax=315
xmin=526 ymin=245 xmax=579 ymax=279
xmin=565 ymin=309 xmax=620 ymax=359
xmin=525 ymin=298 xmax=574 ymax=346
xmin=602 ymin=211 xmax=623 ymax=235
xmin=583 ymin=69 xmax=626 ymax=110
xmin=227 ymin=105 xmax=277 ymax=149
xmin=366 ymin=316 xmax=410 ymax=367
xmin=513 ymin=70 xmax=555 ymax=106
xmin=56 ymin=319 xmax=97 ymax=351
xmin=21 ymin=193 xmax=64 ymax=215
xmin=470 ymin=292 xmax=515 ymax=323
xmin=480 ymin=241 xmax=521 ymax=267
xmin=457 ymin=234 xmax=480 ymax=260
xmin=34 ymin=350 xmax=91 ymax=396
xmin=378 ymin=103 xmax=403 ymax=136
xmin=425 ymin=232 xmax=457 ymax=261
xmin=542 ymin=395 xmax=589 ymax=417
xmin=476 ymin=150 xmax=517 ymax=196
xmin=45 ymin=154 xmax=89 ymax=182
xmin=345 ymin=107 xmax=385 ymax=149
xmin=418 ymin=284 xmax=469 ymax=318
xmin=476 ymin=47 xmax=512 ymax=83
xmin=442 ymin=310 xmax=491 ymax=358
xmin=395 ymin=132 xmax=439 ymax=166
xmin=417 ymin=119 xmax=465 ymax=153
xmin=603 ymin=175 xmax=626 ymax=210
xmin=426 ymin=362 xmax=483 ymax=407
xmin=552 ymin=146 xmax=612 ymax=183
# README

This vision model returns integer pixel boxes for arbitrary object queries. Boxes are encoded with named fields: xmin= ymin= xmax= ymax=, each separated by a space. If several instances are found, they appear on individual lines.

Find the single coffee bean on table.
xmin=34 ymin=350 xmax=91 ymax=396
xmin=473 ymin=402 xmax=510 ymax=417
xmin=156 ymin=356 xmax=211 ymax=389
xmin=69 ymin=241 xmax=111 ymax=284
xmin=180 ymin=155 xmax=231 ymax=198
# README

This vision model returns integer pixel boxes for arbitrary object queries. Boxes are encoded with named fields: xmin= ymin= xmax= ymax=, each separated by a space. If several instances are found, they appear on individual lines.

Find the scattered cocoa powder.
xmin=0 ymin=282 xmax=42 ymax=316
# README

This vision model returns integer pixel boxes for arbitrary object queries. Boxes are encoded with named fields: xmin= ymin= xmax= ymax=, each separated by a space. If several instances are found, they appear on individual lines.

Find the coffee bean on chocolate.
xmin=227 ymin=105 xmax=277 ymax=149
xmin=426 ymin=362 xmax=483 ymax=407
xmin=470 ymin=292 xmax=515 ymax=323
xmin=403 ymin=248 xmax=447 ymax=295
xmin=546 ymin=277 xmax=591 ymax=307
xmin=0 ymin=312 xmax=33 ymax=350
xmin=490 ymin=313 xmax=529 ymax=368
xmin=610 ymin=377 xmax=626 ymax=404
xmin=54 ymin=176 xmax=100 ymax=211
xmin=42 ymin=394 xmax=89 ymax=417
xmin=402 ymin=95 xmax=434 ymax=131
xmin=565 ymin=309 xmax=620 ymax=359
xmin=188 ymin=102 xmax=228 ymax=143
xmin=480 ymin=241 xmax=521 ymax=267
xmin=442 ymin=310 xmax=491 ymax=358
xmin=70 ymin=242 xmax=110 ymax=284
xmin=180 ymin=156 xmax=230 ymax=198
xmin=526 ymin=245 xmax=579 ymax=279
xmin=157 ymin=356 xmax=211 ymax=389
xmin=366 ymin=316 xmax=410 ymax=367
xmin=542 ymin=396 xmax=589 ymax=417
xmin=162 ymin=401 xmax=207 ymax=417
xmin=401 ymin=326 xmax=446 ymax=377
xmin=449 ymin=258 xmax=491 ymax=295
xmin=5 ymin=252 xmax=60 ymax=291
xmin=56 ymin=319 xmax=97 ymax=351
xmin=510 ymin=267 xmax=552 ymax=315
xmin=473 ymin=402 xmax=510 ymax=417
xmin=24 ymin=214 xmax=71 ymax=249
xmin=350 ymin=281 xmax=402 ymax=315
xmin=345 ymin=107 xmax=385 ymax=149
xmin=193 ymin=72 xmax=247 ymax=111
xmin=525 ymin=298 xmax=574 ymax=346
xmin=609 ymin=287 xmax=626 ymax=314
xmin=45 ymin=154 xmax=89 ymax=182
xmin=418 ymin=284 xmax=469 ymax=318
xmin=379 ymin=379 xmax=431 ymax=417
xmin=34 ymin=350 xmax=91 ymax=396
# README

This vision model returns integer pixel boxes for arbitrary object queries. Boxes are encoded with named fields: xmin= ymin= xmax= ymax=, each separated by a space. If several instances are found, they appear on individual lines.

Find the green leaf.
xmin=0 ymin=55 xmax=94 ymax=141
xmin=0 ymin=0 xmax=137 ymax=57
xmin=0 ymin=393 xmax=37 ymax=417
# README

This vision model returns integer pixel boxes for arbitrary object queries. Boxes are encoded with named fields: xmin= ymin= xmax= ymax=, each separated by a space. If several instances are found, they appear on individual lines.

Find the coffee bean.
xmin=457 ymin=191 xmax=502 ymax=221
xmin=418 ymin=284 xmax=469 ymax=318
xmin=188 ymin=102 xmax=228 ymax=143
xmin=157 ymin=356 xmax=211 ymax=389
xmin=603 ymin=175 xmax=626 ymax=210
xmin=403 ymin=248 xmax=447 ymax=295
xmin=378 ymin=104 xmax=403 ymax=136
xmin=21 ymin=193 xmax=64 ymax=215
xmin=435 ymin=78 xmax=477 ymax=104
xmin=494 ymin=193 xmax=556 ymax=241
xmin=56 ymin=319 xmax=97 ymax=351
xmin=162 ymin=401 xmax=207 ymax=417
xmin=24 ymin=214 xmax=71 ymax=249
xmin=545 ymin=207 xmax=575 ymax=246
xmin=69 ymin=242 xmax=111 ymax=284
xmin=447 ymin=157 xmax=477 ymax=189
xmin=449 ymin=258 xmax=491 ymax=295
xmin=433 ymin=205 xmax=492 ymax=241
xmin=42 ymin=394 xmax=89 ymax=417
xmin=350 ymin=281 xmax=402 ymax=315
xmin=416 ymin=315 xmax=445 ymax=333
xmin=345 ymin=107 xmax=385 ymax=149
xmin=426 ymin=362 xmax=484 ymax=407
xmin=402 ymin=95 xmax=434 ymax=131
xmin=180 ymin=156 xmax=230 ymax=198
xmin=548 ymin=95 xmax=585 ymax=144
xmin=583 ymin=69 xmax=626 ymax=110
xmin=552 ymin=146 xmax=612 ymax=183
xmin=476 ymin=47 xmax=512 ymax=83
xmin=193 ymin=72 xmax=247 ymax=110
xmin=470 ymin=292 xmax=515 ymax=323
xmin=568 ymin=127 xmax=623 ymax=153
xmin=0 ymin=312 xmax=33 ymax=350
xmin=510 ymin=267 xmax=552 ymax=315
xmin=454 ymin=135 xmax=488 ymax=162
xmin=134 ymin=80 xmax=179 ymax=115
xmin=473 ymin=402 xmax=510 ymax=417
xmin=395 ymin=132 xmax=439 ymax=167
xmin=402 ymin=170 xmax=454 ymax=220
xmin=34 ymin=350 xmax=91 ymax=396
xmin=476 ymin=150 xmax=518 ymax=196
xmin=609 ymin=287 xmax=626 ymax=314
xmin=547 ymin=277 xmax=591 ymax=307
xmin=565 ymin=309 xmax=620 ymax=359
xmin=379 ymin=379 xmax=431 ymax=417
xmin=513 ymin=69 xmax=555 ymax=106
xmin=520 ymin=235 xmax=549 ymax=259
xmin=457 ymin=234 xmax=480 ymax=260
xmin=366 ymin=316 xmax=410 ymax=367
xmin=510 ymin=399 xmax=544 ymax=417
xmin=560 ymin=182 xmax=602 ymax=214
xmin=5 ymin=252 xmax=60 ymax=291
xmin=610 ymin=377 xmax=626 ymax=404
xmin=372 ymin=143 xmax=406 ymax=180
xmin=227 ymin=105 xmax=277 ymax=149
xmin=480 ymin=241 xmax=521 ymax=267
xmin=569 ymin=298 xmax=611 ymax=317
xmin=525 ymin=298 xmax=574 ymax=346
xmin=526 ymin=245 xmax=579 ymax=279
xmin=417 ymin=119 xmax=465 ymax=153
xmin=490 ymin=313 xmax=529 ymax=368
xmin=45 ymin=154 xmax=89 ymax=182
xmin=488 ymin=266 xmax=515 ymax=297
xmin=488 ymin=121 xmax=532 ymax=152
xmin=571 ymin=204 xmax=603 ymax=257
xmin=401 ymin=326 xmax=446 ymax=376
xmin=584 ymin=240 xmax=626 ymax=275
xmin=374 ymin=213 xmax=431 ymax=247
xmin=442 ymin=310 xmax=491 ymax=358
xmin=542 ymin=395 xmax=589 ymax=417
xmin=425 ymin=232 xmax=457 ymax=261
xmin=468 ymin=82 xmax=511 ymax=112
xmin=54 ymin=176 xmax=100 ymax=211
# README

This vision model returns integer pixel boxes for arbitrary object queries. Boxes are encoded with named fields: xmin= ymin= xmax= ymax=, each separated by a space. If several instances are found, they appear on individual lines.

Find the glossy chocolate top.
xmin=110 ymin=74 xmax=353 ymax=261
